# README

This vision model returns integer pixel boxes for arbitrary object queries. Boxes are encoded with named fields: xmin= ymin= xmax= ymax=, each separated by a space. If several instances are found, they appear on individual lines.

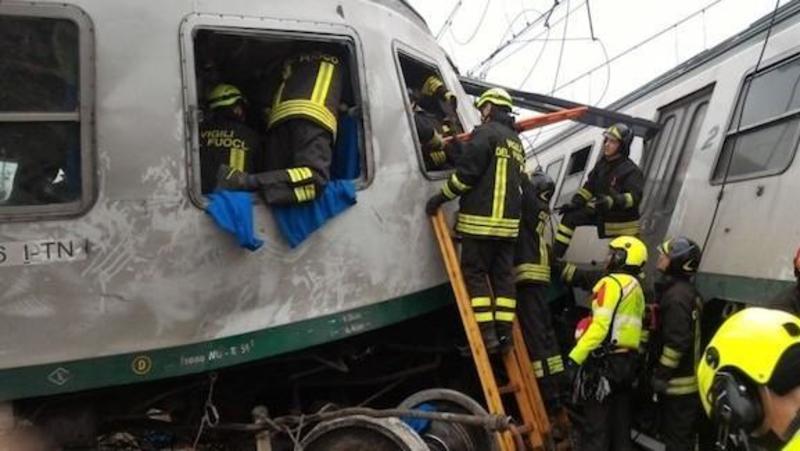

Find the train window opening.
xmin=554 ymin=145 xmax=592 ymax=208
xmin=641 ymin=115 xmax=677 ymax=209
xmin=192 ymin=29 xmax=367 ymax=197
xmin=395 ymin=51 xmax=464 ymax=175
xmin=0 ymin=9 xmax=92 ymax=218
xmin=663 ymin=102 xmax=708 ymax=209
xmin=712 ymin=55 xmax=800 ymax=183
xmin=545 ymin=158 xmax=564 ymax=184
xmin=566 ymin=146 xmax=590 ymax=175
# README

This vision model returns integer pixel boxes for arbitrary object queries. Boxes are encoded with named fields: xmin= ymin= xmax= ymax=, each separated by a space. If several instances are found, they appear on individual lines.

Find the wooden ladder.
xmin=431 ymin=210 xmax=553 ymax=450
xmin=431 ymin=106 xmax=586 ymax=450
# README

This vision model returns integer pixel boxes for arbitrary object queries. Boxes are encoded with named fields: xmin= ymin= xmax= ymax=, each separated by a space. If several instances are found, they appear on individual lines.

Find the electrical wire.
xmin=472 ymin=0 xmax=565 ymax=75
xmin=475 ymin=0 xmax=586 ymax=76
xmin=701 ymin=0 xmax=782 ymax=254
xmin=552 ymin=0 xmax=725 ymax=94
xmin=448 ymin=0 xmax=492 ymax=45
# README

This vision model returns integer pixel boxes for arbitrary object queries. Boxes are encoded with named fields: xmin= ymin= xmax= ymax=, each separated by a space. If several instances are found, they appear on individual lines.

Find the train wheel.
xmin=300 ymin=415 xmax=427 ymax=451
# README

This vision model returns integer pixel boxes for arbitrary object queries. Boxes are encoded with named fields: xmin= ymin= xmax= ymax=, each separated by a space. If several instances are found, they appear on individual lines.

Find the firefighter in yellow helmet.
xmin=199 ymin=84 xmax=262 ymax=194
xmin=218 ymin=50 xmax=344 ymax=205
xmin=553 ymin=123 xmax=644 ymax=259
xmin=565 ymin=235 xmax=647 ymax=451
xmin=426 ymin=87 xmax=524 ymax=354
xmin=697 ymin=308 xmax=800 ymax=450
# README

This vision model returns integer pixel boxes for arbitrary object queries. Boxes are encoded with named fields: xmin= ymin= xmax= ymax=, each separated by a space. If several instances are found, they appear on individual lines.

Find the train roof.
xmin=374 ymin=0 xmax=429 ymax=31
xmin=533 ymin=0 xmax=800 ymax=152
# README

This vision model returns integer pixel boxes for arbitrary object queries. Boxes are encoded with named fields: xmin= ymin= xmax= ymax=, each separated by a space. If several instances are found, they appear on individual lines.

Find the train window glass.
xmin=191 ymin=29 xmax=367 ymax=197
xmin=0 ymin=11 xmax=90 ymax=216
xmin=395 ymin=50 xmax=464 ymax=175
xmin=663 ymin=102 xmax=708 ymax=209
xmin=641 ymin=115 xmax=677 ymax=209
xmin=545 ymin=158 xmax=564 ymax=183
xmin=713 ymin=56 xmax=800 ymax=182
xmin=554 ymin=146 xmax=592 ymax=207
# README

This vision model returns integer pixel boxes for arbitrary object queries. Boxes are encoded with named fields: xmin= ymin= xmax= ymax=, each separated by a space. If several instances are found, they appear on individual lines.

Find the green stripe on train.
xmin=0 ymin=285 xmax=453 ymax=401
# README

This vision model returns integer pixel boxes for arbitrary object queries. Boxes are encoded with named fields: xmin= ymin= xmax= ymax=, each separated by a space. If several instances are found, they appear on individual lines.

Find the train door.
xmin=640 ymin=86 xmax=714 ymax=259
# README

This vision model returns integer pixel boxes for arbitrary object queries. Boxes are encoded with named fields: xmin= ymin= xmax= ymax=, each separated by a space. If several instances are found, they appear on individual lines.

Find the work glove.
xmin=651 ymin=375 xmax=669 ymax=394
xmin=555 ymin=203 xmax=577 ymax=214
xmin=216 ymin=165 xmax=257 ymax=191
xmin=588 ymin=195 xmax=614 ymax=212
xmin=425 ymin=193 xmax=449 ymax=216
xmin=570 ymin=192 xmax=587 ymax=208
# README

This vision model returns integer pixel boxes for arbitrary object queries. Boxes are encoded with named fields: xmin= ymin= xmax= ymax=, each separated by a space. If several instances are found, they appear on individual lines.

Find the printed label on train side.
xmin=0 ymin=239 xmax=88 ymax=267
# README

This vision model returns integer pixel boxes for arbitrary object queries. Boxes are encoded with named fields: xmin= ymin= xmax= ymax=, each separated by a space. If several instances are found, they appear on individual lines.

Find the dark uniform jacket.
xmin=653 ymin=275 xmax=703 ymax=396
xmin=768 ymin=284 xmax=800 ymax=316
xmin=440 ymin=117 xmax=523 ymax=240
xmin=575 ymin=156 xmax=644 ymax=237
xmin=268 ymin=52 xmax=344 ymax=136
xmin=515 ymin=177 xmax=551 ymax=284
xmin=414 ymin=108 xmax=449 ymax=170
xmin=199 ymin=116 xmax=261 ymax=194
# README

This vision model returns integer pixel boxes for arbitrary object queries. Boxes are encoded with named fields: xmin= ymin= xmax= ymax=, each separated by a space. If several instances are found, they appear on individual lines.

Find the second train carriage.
xmin=532 ymin=0 xmax=800 ymax=308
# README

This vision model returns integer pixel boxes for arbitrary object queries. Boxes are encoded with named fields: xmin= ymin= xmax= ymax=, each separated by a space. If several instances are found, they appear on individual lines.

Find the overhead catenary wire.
xmin=471 ymin=0 xmax=566 ymax=76
xmin=448 ymin=0 xmax=492 ymax=45
xmin=474 ymin=0 xmax=587 ymax=77
xmin=701 ymin=0 xmax=782 ymax=254
xmin=551 ymin=0 xmax=725 ymax=94
xmin=435 ymin=0 xmax=464 ymax=41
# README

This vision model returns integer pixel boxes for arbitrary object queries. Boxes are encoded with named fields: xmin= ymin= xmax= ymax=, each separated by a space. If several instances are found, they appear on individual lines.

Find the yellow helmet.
xmin=421 ymin=75 xmax=445 ymax=97
xmin=608 ymin=235 xmax=647 ymax=269
xmin=208 ymin=83 xmax=245 ymax=110
xmin=697 ymin=308 xmax=800 ymax=418
xmin=474 ymin=87 xmax=513 ymax=109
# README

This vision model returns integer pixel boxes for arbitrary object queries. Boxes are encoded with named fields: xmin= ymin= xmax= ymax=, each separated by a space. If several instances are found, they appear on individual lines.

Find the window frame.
xmin=0 ymin=2 xmax=96 ymax=222
xmin=553 ymin=143 xmax=594 ymax=207
xmin=544 ymin=156 xmax=565 ymax=208
xmin=392 ymin=41 xmax=466 ymax=181
xmin=179 ymin=14 xmax=374 ymax=209
xmin=710 ymin=51 xmax=800 ymax=185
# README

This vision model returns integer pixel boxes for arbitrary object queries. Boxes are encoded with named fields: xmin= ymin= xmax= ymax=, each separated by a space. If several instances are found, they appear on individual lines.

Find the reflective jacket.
xmin=784 ymin=432 xmax=800 ymax=451
xmin=574 ymin=156 xmax=643 ymax=237
xmin=440 ymin=117 xmax=523 ymax=240
xmin=268 ymin=52 xmax=343 ymax=136
xmin=514 ymin=177 xmax=551 ymax=284
xmin=653 ymin=275 xmax=703 ymax=396
xmin=199 ymin=116 xmax=261 ymax=194
xmin=569 ymin=272 xmax=645 ymax=365
xmin=414 ymin=108 xmax=449 ymax=170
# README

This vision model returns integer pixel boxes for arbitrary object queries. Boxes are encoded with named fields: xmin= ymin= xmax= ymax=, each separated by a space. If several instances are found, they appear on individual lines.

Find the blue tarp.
xmin=272 ymin=179 xmax=357 ymax=248
xmin=331 ymin=115 xmax=361 ymax=180
xmin=206 ymin=190 xmax=264 ymax=251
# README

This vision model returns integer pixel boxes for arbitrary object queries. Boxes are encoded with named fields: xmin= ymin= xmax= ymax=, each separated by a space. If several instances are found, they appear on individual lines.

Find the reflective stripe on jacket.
xmin=569 ymin=273 xmax=645 ymax=365
xmin=269 ymin=52 xmax=343 ymax=135
xmin=440 ymin=118 xmax=523 ymax=240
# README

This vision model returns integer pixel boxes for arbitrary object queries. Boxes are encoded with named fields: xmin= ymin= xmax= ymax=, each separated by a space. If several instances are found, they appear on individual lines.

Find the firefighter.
xmin=564 ymin=235 xmax=647 ymax=451
xmin=413 ymin=94 xmax=451 ymax=170
xmin=425 ymin=87 xmax=523 ymax=354
xmin=651 ymin=237 xmax=703 ymax=451
xmin=218 ymin=50 xmax=343 ymax=205
xmin=514 ymin=169 xmax=567 ymax=409
xmin=768 ymin=247 xmax=800 ymax=315
xmin=553 ymin=123 xmax=643 ymax=259
xmin=418 ymin=75 xmax=462 ymax=137
xmin=199 ymin=84 xmax=261 ymax=194
xmin=697 ymin=308 xmax=800 ymax=450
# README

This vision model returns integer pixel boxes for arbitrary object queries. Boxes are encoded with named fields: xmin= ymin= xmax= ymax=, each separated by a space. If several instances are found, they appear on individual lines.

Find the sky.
xmin=407 ymin=0 xmax=786 ymax=143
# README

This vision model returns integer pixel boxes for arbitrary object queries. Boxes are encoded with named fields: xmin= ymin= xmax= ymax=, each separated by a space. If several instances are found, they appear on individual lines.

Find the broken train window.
xmin=395 ymin=50 xmax=464 ymax=175
xmin=190 ymin=29 xmax=368 ymax=201
xmin=0 ymin=6 xmax=93 ymax=217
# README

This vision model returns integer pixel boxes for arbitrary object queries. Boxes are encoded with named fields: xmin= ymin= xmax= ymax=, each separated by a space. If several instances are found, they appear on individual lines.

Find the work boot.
xmin=479 ymin=323 xmax=500 ymax=355
xmin=496 ymin=323 xmax=514 ymax=354
xmin=216 ymin=165 xmax=257 ymax=191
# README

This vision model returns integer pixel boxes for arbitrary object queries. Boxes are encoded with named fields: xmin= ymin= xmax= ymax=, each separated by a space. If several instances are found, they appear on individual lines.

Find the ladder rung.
xmin=498 ymin=383 xmax=519 ymax=395
xmin=515 ymin=423 xmax=533 ymax=434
